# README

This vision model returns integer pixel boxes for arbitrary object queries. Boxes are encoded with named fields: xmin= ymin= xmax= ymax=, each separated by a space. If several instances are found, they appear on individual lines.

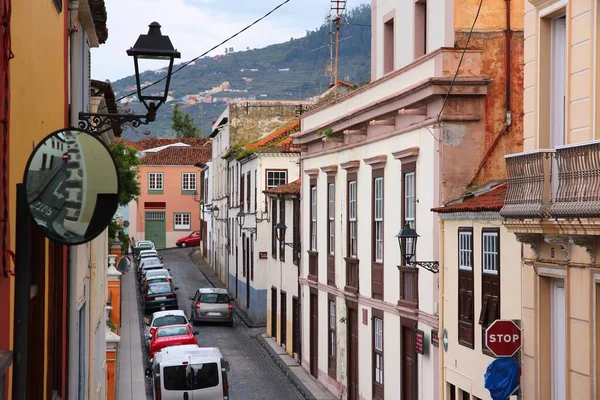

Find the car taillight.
xmin=167 ymin=293 xmax=176 ymax=299
xmin=228 ymin=302 xmax=233 ymax=310
xmin=222 ymin=371 xmax=229 ymax=399
xmin=144 ymin=295 xmax=153 ymax=301
xmin=195 ymin=301 xmax=201 ymax=309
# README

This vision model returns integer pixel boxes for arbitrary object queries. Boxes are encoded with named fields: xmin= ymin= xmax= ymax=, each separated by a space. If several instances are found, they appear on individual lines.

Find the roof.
xmin=151 ymin=310 xmax=186 ymax=320
xmin=113 ymin=138 xmax=143 ymax=150
xmin=135 ymin=137 xmax=210 ymax=151
xmin=232 ymin=121 xmax=301 ymax=161
xmin=88 ymin=0 xmax=108 ymax=44
xmin=246 ymin=121 xmax=300 ymax=149
xmin=197 ymin=287 xmax=229 ymax=294
xmin=264 ymin=179 xmax=301 ymax=196
xmin=140 ymin=147 xmax=212 ymax=166
xmin=154 ymin=346 xmax=223 ymax=365
xmin=431 ymin=183 xmax=507 ymax=213
xmin=90 ymin=79 xmax=121 ymax=136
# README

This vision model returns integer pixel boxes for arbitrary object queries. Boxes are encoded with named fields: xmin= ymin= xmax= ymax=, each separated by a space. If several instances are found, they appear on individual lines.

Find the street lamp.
xmin=275 ymin=219 xmax=301 ymax=251
xmin=396 ymin=222 xmax=439 ymax=273
xmin=236 ymin=210 xmax=246 ymax=228
xmin=212 ymin=205 xmax=220 ymax=220
xmin=79 ymin=22 xmax=181 ymax=135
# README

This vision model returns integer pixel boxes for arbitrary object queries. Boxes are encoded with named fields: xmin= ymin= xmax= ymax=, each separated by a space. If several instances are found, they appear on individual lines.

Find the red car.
xmin=176 ymin=231 xmax=201 ymax=248
xmin=149 ymin=324 xmax=198 ymax=358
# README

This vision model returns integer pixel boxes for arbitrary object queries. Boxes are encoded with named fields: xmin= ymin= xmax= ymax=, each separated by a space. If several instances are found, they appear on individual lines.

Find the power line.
xmin=111 ymin=0 xmax=293 ymax=105
xmin=436 ymin=0 xmax=483 ymax=124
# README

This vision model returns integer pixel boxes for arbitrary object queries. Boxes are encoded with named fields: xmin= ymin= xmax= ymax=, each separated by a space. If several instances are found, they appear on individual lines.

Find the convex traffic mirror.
xmin=24 ymin=128 xmax=120 ymax=245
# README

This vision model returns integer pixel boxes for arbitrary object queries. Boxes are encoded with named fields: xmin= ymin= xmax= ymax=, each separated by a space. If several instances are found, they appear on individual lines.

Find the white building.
xmin=200 ymin=161 xmax=213 ymax=262
xmin=224 ymin=121 xmax=300 ymax=324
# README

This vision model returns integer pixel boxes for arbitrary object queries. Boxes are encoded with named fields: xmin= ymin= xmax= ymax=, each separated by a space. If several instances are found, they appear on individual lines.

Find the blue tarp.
xmin=484 ymin=358 xmax=520 ymax=400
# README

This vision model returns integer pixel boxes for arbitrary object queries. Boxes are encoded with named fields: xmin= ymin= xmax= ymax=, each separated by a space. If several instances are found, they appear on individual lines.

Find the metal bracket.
xmin=412 ymin=261 xmax=439 ymax=274
xmin=78 ymin=112 xmax=153 ymax=135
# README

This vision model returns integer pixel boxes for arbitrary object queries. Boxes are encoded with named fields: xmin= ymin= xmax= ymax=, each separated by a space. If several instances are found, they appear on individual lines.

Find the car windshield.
xmin=147 ymin=277 xmax=168 ymax=285
xmin=157 ymin=326 xmax=188 ymax=337
xmin=142 ymin=258 xmax=161 ymax=266
xmin=163 ymin=363 xmax=220 ymax=390
xmin=146 ymin=270 xmax=170 ymax=278
xmin=153 ymin=315 xmax=187 ymax=327
xmin=147 ymin=283 xmax=172 ymax=295
xmin=199 ymin=293 xmax=229 ymax=304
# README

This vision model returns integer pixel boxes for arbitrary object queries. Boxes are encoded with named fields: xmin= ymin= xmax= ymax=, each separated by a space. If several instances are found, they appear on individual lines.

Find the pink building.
xmin=136 ymin=146 xmax=211 ymax=249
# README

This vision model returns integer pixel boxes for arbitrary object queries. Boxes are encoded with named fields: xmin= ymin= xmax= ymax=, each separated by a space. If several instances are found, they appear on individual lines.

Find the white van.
xmin=147 ymin=345 xmax=230 ymax=400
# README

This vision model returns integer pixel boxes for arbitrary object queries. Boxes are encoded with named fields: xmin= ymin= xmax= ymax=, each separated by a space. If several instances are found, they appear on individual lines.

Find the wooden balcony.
xmin=307 ymin=251 xmax=318 ymax=281
xmin=500 ymin=149 xmax=554 ymax=219
xmin=344 ymin=258 xmax=359 ymax=295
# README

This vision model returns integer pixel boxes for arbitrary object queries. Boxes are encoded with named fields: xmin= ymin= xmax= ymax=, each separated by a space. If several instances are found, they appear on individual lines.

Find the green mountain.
xmin=110 ymin=5 xmax=371 ymax=140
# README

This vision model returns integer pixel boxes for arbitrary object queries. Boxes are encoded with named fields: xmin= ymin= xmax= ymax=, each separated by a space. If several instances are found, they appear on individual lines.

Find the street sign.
xmin=415 ymin=329 xmax=424 ymax=355
xmin=485 ymin=320 xmax=521 ymax=357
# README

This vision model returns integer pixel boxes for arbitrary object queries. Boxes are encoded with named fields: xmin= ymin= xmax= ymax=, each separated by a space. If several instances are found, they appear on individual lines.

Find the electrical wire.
xmin=435 ymin=0 xmax=483 ymax=124
xmin=111 ymin=0 xmax=293 ymax=105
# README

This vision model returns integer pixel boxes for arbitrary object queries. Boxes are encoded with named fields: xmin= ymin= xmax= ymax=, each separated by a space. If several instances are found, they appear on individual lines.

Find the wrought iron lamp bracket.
xmin=255 ymin=211 xmax=270 ymax=223
xmin=282 ymin=241 xmax=301 ymax=252
xmin=410 ymin=261 xmax=440 ymax=274
xmin=78 ymin=112 xmax=154 ymax=135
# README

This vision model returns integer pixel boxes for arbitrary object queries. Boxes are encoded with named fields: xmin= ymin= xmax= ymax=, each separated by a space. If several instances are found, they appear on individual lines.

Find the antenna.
xmin=330 ymin=0 xmax=347 ymax=99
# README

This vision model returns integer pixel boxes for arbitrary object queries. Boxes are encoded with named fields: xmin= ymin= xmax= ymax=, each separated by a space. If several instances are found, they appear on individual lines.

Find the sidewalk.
xmin=188 ymin=250 xmax=337 ymax=400
xmin=116 ymin=267 xmax=147 ymax=400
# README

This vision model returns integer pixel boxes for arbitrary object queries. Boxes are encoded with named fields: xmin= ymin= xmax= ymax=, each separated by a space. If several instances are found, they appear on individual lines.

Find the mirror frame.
xmin=22 ymin=128 xmax=121 ymax=246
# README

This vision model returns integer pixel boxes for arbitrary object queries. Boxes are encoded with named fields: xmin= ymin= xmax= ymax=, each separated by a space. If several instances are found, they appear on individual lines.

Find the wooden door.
xmin=401 ymin=323 xmax=416 ymax=400
xmin=246 ymin=236 xmax=250 ymax=309
xmin=144 ymin=211 xmax=166 ymax=249
xmin=271 ymin=287 xmax=278 ymax=340
xmin=292 ymin=296 xmax=300 ymax=356
xmin=280 ymin=291 xmax=287 ymax=349
xmin=235 ymin=245 xmax=239 ymax=299
xmin=309 ymin=291 xmax=319 ymax=378
xmin=347 ymin=303 xmax=359 ymax=400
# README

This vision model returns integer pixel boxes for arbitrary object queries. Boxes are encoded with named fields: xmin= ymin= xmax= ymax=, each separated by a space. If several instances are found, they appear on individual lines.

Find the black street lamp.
xmin=236 ymin=210 xmax=245 ymax=229
xmin=396 ymin=222 xmax=439 ymax=274
xmin=212 ymin=205 xmax=220 ymax=220
xmin=275 ymin=219 xmax=300 ymax=251
xmin=79 ymin=22 xmax=181 ymax=135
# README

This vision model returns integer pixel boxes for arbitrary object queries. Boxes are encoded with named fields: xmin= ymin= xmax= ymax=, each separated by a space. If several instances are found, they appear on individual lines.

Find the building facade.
xmin=291 ymin=0 xmax=523 ymax=398
xmin=200 ymin=161 xmax=212 ymax=262
xmin=135 ymin=146 xmax=211 ymax=249
xmin=432 ymin=183 xmax=522 ymax=399
xmin=264 ymin=179 xmax=302 ymax=359
xmin=500 ymin=0 xmax=600 ymax=398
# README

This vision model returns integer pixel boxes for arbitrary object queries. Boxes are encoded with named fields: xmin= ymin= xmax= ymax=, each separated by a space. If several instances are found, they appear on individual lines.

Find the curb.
xmin=187 ymin=251 xmax=266 ymax=328
xmin=255 ymin=333 xmax=315 ymax=400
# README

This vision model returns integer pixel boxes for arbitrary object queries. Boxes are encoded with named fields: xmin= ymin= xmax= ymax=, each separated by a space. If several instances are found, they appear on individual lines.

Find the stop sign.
xmin=485 ymin=320 xmax=521 ymax=357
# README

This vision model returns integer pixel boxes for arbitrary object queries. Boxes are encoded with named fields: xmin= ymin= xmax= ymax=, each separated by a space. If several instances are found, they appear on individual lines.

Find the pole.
xmin=334 ymin=16 xmax=340 ymax=99
xmin=12 ymin=183 xmax=31 ymax=400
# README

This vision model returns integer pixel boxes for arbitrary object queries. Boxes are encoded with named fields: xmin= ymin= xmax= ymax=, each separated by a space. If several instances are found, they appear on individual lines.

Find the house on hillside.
xmin=134 ymin=146 xmax=211 ymax=249
xmin=223 ymin=121 xmax=301 ymax=325
xmin=291 ymin=0 xmax=523 ymax=398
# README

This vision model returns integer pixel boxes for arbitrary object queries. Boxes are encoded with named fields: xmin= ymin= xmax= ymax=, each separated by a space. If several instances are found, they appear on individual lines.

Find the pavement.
xmin=116 ymin=264 xmax=147 ymax=400
xmin=188 ymin=249 xmax=337 ymax=400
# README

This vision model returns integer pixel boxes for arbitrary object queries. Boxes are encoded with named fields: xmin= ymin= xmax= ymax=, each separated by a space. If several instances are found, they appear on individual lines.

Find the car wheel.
xmin=181 ymin=242 xmax=187 ymax=248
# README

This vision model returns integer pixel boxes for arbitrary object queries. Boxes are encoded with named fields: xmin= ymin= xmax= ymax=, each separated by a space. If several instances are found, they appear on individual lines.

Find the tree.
xmin=109 ymin=141 xmax=141 ymax=206
xmin=171 ymin=104 xmax=200 ymax=138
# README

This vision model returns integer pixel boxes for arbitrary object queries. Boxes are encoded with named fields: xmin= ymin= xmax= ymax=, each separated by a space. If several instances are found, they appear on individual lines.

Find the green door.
xmin=145 ymin=211 xmax=166 ymax=249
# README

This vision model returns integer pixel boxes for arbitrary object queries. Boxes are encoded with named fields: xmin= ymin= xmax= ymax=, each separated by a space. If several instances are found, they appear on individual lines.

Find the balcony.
xmin=307 ymin=251 xmax=318 ymax=281
xmin=344 ymin=258 xmax=359 ymax=295
xmin=501 ymin=140 xmax=600 ymax=220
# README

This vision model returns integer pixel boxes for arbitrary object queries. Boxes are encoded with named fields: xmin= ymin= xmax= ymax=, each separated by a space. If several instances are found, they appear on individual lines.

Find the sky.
xmin=91 ymin=0 xmax=370 ymax=82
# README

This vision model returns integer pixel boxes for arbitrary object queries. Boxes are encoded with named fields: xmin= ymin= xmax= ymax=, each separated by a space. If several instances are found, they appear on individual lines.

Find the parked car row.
xmin=132 ymin=240 xmax=231 ymax=400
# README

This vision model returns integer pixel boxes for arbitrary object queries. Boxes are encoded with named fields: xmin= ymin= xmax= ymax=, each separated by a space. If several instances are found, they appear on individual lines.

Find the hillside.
xmin=110 ymin=5 xmax=371 ymax=140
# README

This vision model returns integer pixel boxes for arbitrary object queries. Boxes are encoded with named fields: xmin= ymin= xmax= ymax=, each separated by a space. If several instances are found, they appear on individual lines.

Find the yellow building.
xmin=501 ymin=0 xmax=600 ymax=398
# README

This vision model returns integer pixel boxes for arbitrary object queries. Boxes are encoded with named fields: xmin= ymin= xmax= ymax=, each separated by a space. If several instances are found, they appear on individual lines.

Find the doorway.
xmin=401 ymin=320 xmax=417 ymax=400
xmin=281 ymin=291 xmax=287 ymax=349
xmin=271 ymin=287 xmax=278 ymax=340
xmin=551 ymin=278 xmax=565 ymax=400
xmin=309 ymin=290 xmax=319 ymax=378
xmin=246 ymin=236 xmax=250 ymax=309
xmin=292 ymin=296 xmax=300 ymax=357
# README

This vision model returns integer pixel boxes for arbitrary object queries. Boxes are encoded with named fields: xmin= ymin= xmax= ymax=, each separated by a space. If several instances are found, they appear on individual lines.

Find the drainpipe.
xmin=68 ymin=1 xmax=79 ymax=124
xmin=438 ymin=217 xmax=446 ymax=399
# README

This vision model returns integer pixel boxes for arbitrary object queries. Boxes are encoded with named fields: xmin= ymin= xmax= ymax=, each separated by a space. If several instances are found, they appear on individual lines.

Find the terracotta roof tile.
xmin=88 ymin=0 xmax=108 ymax=44
xmin=246 ymin=121 xmax=300 ymax=149
xmin=141 ymin=147 xmax=212 ymax=166
xmin=135 ymin=137 xmax=211 ymax=150
xmin=113 ymin=138 xmax=143 ymax=150
xmin=264 ymin=179 xmax=301 ymax=196
xmin=431 ymin=183 xmax=507 ymax=213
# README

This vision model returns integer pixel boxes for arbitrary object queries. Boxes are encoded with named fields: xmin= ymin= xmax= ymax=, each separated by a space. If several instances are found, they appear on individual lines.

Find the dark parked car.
xmin=176 ymin=231 xmax=201 ymax=248
xmin=144 ymin=282 xmax=179 ymax=313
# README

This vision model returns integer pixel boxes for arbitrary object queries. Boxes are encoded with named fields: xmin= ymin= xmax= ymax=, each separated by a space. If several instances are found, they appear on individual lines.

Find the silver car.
xmin=189 ymin=288 xmax=233 ymax=327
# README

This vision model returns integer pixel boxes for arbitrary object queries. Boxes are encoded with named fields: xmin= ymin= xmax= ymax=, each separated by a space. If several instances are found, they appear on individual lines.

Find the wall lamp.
xmin=275 ymin=219 xmax=301 ymax=252
xmin=235 ymin=211 xmax=256 ymax=235
xmin=396 ymin=222 xmax=439 ymax=274
xmin=79 ymin=22 xmax=180 ymax=135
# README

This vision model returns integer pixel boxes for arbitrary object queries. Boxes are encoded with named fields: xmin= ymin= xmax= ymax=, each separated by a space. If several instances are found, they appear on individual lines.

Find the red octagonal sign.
xmin=485 ymin=320 xmax=521 ymax=357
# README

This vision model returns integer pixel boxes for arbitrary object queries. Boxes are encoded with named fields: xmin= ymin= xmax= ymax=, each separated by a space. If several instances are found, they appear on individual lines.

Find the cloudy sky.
xmin=91 ymin=0 xmax=369 ymax=82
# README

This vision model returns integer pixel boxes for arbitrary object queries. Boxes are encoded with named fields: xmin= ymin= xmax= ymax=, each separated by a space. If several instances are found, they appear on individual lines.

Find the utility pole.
xmin=330 ymin=0 xmax=346 ymax=99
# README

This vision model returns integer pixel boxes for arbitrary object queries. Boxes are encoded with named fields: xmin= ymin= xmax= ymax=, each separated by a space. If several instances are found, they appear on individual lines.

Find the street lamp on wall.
xmin=79 ymin=22 xmax=181 ymax=135
xmin=235 ymin=210 xmax=245 ymax=229
xmin=396 ymin=222 xmax=439 ymax=274
xmin=275 ymin=219 xmax=301 ymax=251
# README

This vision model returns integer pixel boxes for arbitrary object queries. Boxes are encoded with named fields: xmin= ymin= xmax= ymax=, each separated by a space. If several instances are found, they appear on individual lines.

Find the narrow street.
xmin=135 ymin=248 xmax=304 ymax=400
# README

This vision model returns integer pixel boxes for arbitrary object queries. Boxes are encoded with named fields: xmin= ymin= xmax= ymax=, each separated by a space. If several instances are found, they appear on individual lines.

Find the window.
xmin=246 ymin=172 xmax=251 ymax=211
xmin=348 ymin=179 xmax=357 ymax=257
xmin=149 ymin=172 xmax=164 ymax=191
xmin=458 ymin=228 xmax=474 ymax=348
xmin=414 ymin=0 xmax=427 ymax=58
xmin=372 ymin=310 xmax=384 ymax=399
xmin=292 ymin=199 xmax=300 ymax=265
xmin=328 ymin=183 xmax=335 ymax=255
xmin=163 ymin=363 xmax=219 ymax=390
xmin=373 ymin=177 xmax=383 ymax=262
xmin=272 ymin=199 xmax=278 ymax=259
xmin=174 ymin=213 xmax=191 ymax=230
xmin=480 ymin=228 xmax=500 ymax=352
xmin=240 ymin=173 xmax=244 ymax=210
xmin=402 ymin=164 xmax=416 ymax=259
xmin=41 ymin=153 xmax=47 ymax=170
xmin=203 ymin=170 xmax=209 ymax=203
xmin=267 ymin=170 xmax=287 ymax=189
xmin=279 ymin=200 xmax=286 ymax=262
xmin=310 ymin=185 xmax=317 ymax=251
xmin=383 ymin=17 xmax=394 ymax=74
xmin=254 ymin=170 xmax=257 ymax=212
xmin=328 ymin=297 xmax=337 ymax=377
xmin=182 ymin=172 xmax=197 ymax=191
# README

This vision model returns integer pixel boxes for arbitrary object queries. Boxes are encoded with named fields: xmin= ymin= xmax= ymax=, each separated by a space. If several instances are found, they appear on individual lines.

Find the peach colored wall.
xmin=136 ymin=165 xmax=200 ymax=247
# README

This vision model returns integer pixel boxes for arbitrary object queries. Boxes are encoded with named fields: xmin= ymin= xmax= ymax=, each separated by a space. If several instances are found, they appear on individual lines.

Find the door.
xmin=246 ymin=236 xmax=250 ymax=309
xmin=309 ymin=291 xmax=319 ymax=378
xmin=401 ymin=322 xmax=416 ymax=400
xmin=281 ymin=291 xmax=287 ymax=349
xmin=271 ymin=287 xmax=278 ymax=340
xmin=145 ymin=211 xmax=166 ymax=249
xmin=551 ymin=279 xmax=566 ymax=400
xmin=235 ymin=245 xmax=239 ymax=300
xmin=292 ymin=296 xmax=300 ymax=356
xmin=347 ymin=303 xmax=359 ymax=400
